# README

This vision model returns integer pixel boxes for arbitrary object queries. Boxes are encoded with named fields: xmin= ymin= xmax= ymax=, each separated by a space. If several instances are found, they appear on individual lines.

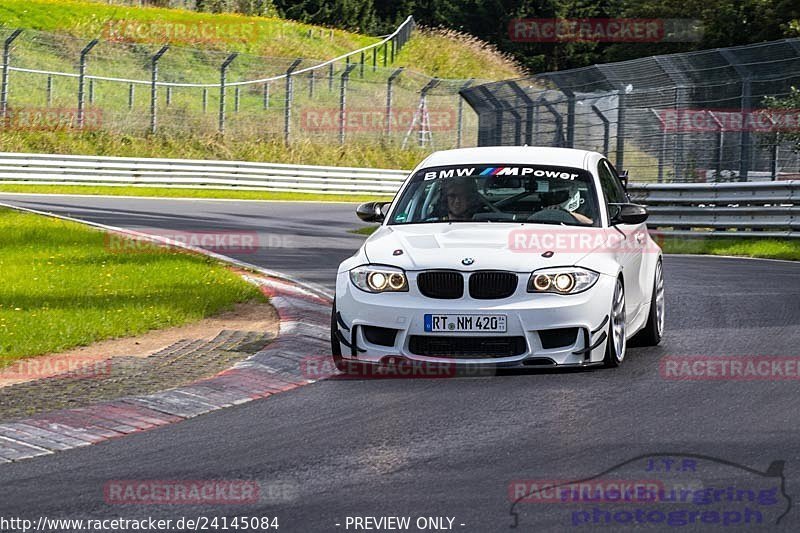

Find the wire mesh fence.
xmin=461 ymin=38 xmax=800 ymax=182
xmin=0 ymin=17 xmax=481 ymax=150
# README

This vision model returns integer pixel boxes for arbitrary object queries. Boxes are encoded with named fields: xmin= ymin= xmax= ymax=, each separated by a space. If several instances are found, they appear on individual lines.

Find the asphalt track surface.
xmin=1 ymin=194 xmax=800 ymax=532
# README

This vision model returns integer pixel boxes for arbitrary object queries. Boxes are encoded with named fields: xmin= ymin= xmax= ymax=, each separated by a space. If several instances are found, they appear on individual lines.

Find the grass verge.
xmin=0 ymin=131 xmax=424 ymax=169
xmin=0 ymin=184 xmax=393 ymax=203
xmin=660 ymin=237 xmax=800 ymax=261
xmin=0 ymin=207 xmax=266 ymax=363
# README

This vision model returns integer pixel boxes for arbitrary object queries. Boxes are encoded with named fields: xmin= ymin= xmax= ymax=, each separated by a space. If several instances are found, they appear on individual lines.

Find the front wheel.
xmin=631 ymin=260 xmax=664 ymax=347
xmin=603 ymin=278 xmax=627 ymax=367
xmin=330 ymin=298 xmax=347 ymax=371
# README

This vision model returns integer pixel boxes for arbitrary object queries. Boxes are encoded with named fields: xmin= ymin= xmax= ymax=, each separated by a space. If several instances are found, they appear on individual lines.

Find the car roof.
xmin=417 ymin=146 xmax=602 ymax=172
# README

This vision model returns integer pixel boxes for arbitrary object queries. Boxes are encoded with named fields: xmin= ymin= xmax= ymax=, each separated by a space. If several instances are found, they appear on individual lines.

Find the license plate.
xmin=424 ymin=314 xmax=507 ymax=333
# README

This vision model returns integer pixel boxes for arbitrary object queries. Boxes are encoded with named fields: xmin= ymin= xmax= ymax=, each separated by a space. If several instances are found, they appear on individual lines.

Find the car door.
xmin=598 ymin=159 xmax=647 ymax=323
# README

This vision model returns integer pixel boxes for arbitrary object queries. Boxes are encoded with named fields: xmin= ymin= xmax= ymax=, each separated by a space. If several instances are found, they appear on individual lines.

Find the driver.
xmin=544 ymin=181 xmax=593 ymax=225
xmin=443 ymin=177 xmax=481 ymax=221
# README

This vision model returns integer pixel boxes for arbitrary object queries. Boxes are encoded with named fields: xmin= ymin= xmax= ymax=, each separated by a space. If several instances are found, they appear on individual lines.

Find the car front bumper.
xmin=334 ymin=271 xmax=616 ymax=368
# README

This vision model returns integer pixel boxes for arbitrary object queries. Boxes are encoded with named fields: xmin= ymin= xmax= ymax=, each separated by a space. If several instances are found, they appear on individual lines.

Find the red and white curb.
xmin=0 ymin=277 xmax=332 ymax=464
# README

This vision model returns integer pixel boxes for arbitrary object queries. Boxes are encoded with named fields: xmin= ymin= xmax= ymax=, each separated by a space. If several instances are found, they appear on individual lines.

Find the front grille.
xmin=417 ymin=271 xmax=463 ymax=299
xmin=469 ymin=271 xmax=518 ymax=299
xmin=408 ymin=335 xmax=527 ymax=359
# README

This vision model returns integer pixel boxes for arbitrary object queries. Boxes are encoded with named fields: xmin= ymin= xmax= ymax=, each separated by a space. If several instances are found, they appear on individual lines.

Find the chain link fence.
xmin=461 ymin=38 xmax=800 ymax=182
xmin=0 ymin=17 xmax=481 ymax=150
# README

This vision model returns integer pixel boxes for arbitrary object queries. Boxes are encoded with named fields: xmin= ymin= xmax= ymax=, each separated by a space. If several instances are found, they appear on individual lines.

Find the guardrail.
xmin=627 ymin=181 xmax=800 ymax=238
xmin=0 ymin=152 xmax=796 ymax=237
xmin=0 ymin=152 xmax=408 ymax=195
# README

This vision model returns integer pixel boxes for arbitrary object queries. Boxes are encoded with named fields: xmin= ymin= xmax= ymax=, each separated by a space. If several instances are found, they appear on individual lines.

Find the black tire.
xmin=603 ymin=278 xmax=626 ymax=368
xmin=330 ymin=299 xmax=368 ymax=375
xmin=631 ymin=260 xmax=664 ymax=347
xmin=330 ymin=298 xmax=347 ymax=372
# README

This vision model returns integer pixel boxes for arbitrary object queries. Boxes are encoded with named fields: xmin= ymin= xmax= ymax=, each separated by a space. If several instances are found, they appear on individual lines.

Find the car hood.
xmin=363 ymin=223 xmax=617 ymax=273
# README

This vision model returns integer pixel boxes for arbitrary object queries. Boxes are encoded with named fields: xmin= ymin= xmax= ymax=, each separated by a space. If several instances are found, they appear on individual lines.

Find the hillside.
xmin=0 ymin=0 xmax=522 ymax=80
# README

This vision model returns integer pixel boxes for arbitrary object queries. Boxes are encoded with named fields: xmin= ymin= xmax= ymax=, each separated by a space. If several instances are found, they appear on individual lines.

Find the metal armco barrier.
xmin=627 ymin=181 xmax=800 ymax=238
xmin=0 ymin=152 xmax=408 ymax=195
xmin=0 ymin=152 xmax=797 ymax=237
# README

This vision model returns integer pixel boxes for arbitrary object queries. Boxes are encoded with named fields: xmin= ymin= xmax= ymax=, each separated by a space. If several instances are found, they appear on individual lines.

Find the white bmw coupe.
xmin=332 ymin=146 xmax=664 ymax=371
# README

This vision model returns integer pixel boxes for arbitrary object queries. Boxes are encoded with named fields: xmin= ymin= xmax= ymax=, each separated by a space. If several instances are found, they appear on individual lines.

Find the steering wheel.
xmin=527 ymin=207 xmax=581 ymax=224
xmin=476 ymin=192 xmax=503 ymax=213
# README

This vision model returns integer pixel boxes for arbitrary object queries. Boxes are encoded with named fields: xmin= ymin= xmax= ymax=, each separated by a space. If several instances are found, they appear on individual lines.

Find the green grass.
xmin=348 ymin=226 xmax=379 ymax=235
xmin=0 ymin=131 xmax=426 ymax=169
xmin=660 ymin=237 xmax=800 ymax=261
xmin=0 ymin=184 xmax=393 ymax=203
xmin=345 ymin=226 xmax=800 ymax=261
xmin=394 ymin=28 xmax=521 ymax=80
xmin=0 ymin=207 xmax=265 ymax=363
xmin=0 ymin=0 xmax=375 ymax=57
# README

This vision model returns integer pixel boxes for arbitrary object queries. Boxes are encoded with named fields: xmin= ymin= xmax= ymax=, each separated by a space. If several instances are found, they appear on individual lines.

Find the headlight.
xmin=527 ymin=267 xmax=599 ymax=295
xmin=350 ymin=265 xmax=408 ymax=293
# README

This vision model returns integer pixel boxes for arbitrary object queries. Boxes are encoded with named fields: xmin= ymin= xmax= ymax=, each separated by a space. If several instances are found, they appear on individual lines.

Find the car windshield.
xmin=388 ymin=164 xmax=600 ymax=227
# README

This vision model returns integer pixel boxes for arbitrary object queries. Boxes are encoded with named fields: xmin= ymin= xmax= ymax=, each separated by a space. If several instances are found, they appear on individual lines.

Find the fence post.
xmin=564 ymin=89 xmax=575 ymax=148
xmin=218 ymin=52 xmax=238 ymax=134
xmin=166 ymin=86 xmax=172 ymax=107
xmin=89 ymin=79 xmax=95 ymax=104
xmin=128 ymin=84 xmax=134 ymax=110
xmin=77 ymin=39 xmax=99 ymax=129
xmin=283 ymin=58 xmax=302 ymax=144
xmin=505 ymin=81 xmax=534 ymax=145
xmin=720 ymin=50 xmax=752 ymax=182
xmin=538 ymin=97 xmax=565 ymax=147
xmin=339 ymin=63 xmax=358 ymax=145
xmin=457 ymin=79 xmax=474 ymax=148
xmin=202 ymin=88 xmax=208 ymax=113
xmin=372 ymin=47 xmax=377 ymax=72
xmin=592 ymin=104 xmax=610 ymax=157
xmin=649 ymin=109 xmax=666 ymax=182
xmin=1 ymin=29 xmax=23 ymax=124
xmin=308 ymin=70 xmax=315 ymax=98
xmin=383 ymin=42 xmax=388 ymax=67
xmin=385 ymin=67 xmax=404 ymax=138
xmin=615 ymin=88 xmax=626 ymax=171
xmin=328 ymin=63 xmax=334 ymax=91
xmin=708 ymin=111 xmax=724 ymax=181
xmin=360 ymin=51 xmax=365 ymax=78
xmin=46 ymin=75 xmax=53 ymax=107
xmin=263 ymin=82 xmax=269 ymax=109
xmin=234 ymin=87 xmax=240 ymax=113
xmin=149 ymin=45 xmax=168 ymax=135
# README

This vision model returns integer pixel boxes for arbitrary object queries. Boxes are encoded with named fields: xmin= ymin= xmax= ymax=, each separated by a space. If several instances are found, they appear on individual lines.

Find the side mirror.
xmin=619 ymin=170 xmax=629 ymax=190
xmin=356 ymin=201 xmax=389 ymax=223
xmin=609 ymin=203 xmax=648 ymax=225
